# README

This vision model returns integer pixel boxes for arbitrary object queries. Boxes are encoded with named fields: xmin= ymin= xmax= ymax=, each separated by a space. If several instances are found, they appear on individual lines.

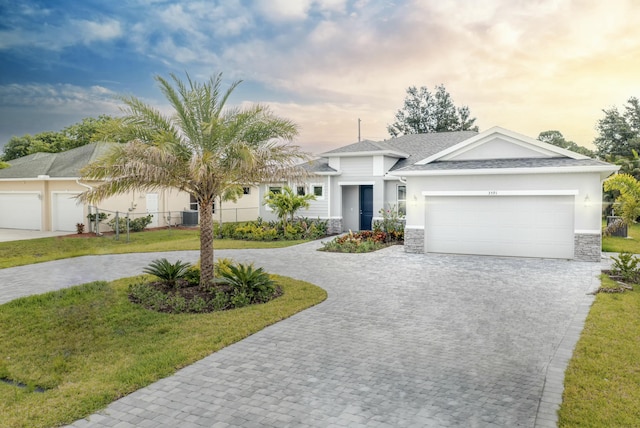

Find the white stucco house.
xmin=259 ymin=126 xmax=618 ymax=261
xmin=0 ymin=142 xmax=259 ymax=232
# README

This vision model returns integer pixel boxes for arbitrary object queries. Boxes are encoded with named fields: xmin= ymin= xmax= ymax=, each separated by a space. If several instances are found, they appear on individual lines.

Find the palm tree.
xmin=264 ymin=185 xmax=316 ymax=226
xmin=79 ymin=72 xmax=307 ymax=286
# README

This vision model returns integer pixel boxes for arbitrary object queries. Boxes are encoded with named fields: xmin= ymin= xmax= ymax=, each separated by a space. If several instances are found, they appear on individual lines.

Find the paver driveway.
xmin=0 ymin=241 xmax=600 ymax=427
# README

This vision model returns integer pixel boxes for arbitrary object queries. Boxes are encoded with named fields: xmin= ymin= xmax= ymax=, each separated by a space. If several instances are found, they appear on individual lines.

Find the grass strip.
xmin=0 ymin=275 xmax=326 ymax=428
xmin=0 ymin=229 xmax=305 ymax=269
xmin=558 ymin=276 xmax=640 ymax=426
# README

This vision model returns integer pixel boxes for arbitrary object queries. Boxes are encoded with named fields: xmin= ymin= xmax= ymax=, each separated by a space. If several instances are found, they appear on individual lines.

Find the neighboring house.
xmin=0 ymin=143 xmax=258 ymax=232
xmin=259 ymin=126 xmax=618 ymax=261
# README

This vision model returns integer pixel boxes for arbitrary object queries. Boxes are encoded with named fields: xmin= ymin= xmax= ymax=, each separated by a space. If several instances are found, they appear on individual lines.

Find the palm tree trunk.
xmin=200 ymin=200 xmax=215 ymax=286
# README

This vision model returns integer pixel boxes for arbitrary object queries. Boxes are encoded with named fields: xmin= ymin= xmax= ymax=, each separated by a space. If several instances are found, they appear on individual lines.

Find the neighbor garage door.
xmin=0 ymin=192 xmax=42 ymax=230
xmin=425 ymin=195 xmax=574 ymax=259
xmin=52 ymin=193 xmax=83 ymax=231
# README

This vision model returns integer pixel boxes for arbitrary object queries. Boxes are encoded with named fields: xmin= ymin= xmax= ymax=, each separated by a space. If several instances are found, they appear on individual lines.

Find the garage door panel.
xmin=426 ymin=195 xmax=574 ymax=259
xmin=52 ymin=193 xmax=83 ymax=231
xmin=0 ymin=193 xmax=42 ymax=230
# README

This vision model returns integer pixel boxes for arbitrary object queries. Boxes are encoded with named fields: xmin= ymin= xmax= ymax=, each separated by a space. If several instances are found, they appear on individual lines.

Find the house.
xmin=259 ymin=126 xmax=618 ymax=261
xmin=0 ymin=142 xmax=259 ymax=232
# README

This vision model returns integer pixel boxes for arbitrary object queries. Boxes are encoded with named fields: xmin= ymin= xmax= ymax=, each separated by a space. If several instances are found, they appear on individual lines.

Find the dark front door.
xmin=359 ymin=185 xmax=373 ymax=230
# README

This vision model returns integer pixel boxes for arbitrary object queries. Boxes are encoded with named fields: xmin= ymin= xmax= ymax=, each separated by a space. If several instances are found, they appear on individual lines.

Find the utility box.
xmin=182 ymin=210 xmax=199 ymax=227
xmin=607 ymin=216 xmax=627 ymax=237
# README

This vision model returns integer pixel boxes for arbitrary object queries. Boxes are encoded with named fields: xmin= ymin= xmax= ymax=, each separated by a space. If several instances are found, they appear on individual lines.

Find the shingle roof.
xmin=301 ymin=158 xmax=338 ymax=174
xmin=395 ymin=157 xmax=613 ymax=172
xmin=0 ymin=142 xmax=115 ymax=179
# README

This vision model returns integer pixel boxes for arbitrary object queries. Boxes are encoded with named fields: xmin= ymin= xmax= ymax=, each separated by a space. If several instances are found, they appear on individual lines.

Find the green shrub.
xmin=142 ymin=258 xmax=192 ymax=288
xmin=610 ymin=252 xmax=640 ymax=283
xmin=213 ymin=218 xmax=328 ymax=241
xmin=108 ymin=215 xmax=154 ymax=233
xmin=319 ymin=229 xmax=401 ymax=253
xmin=217 ymin=263 xmax=276 ymax=303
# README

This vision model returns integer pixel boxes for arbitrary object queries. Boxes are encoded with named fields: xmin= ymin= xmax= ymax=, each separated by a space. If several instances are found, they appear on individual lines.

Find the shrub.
xmin=610 ymin=252 xmax=640 ymax=283
xmin=216 ymin=263 xmax=276 ymax=303
xmin=319 ymin=228 xmax=402 ymax=253
xmin=213 ymin=218 xmax=328 ymax=241
xmin=143 ymin=258 xmax=192 ymax=288
xmin=76 ymin=223 xmax=85 ymax=234
xmin=108 ymin=215 xmax=154 ymax=233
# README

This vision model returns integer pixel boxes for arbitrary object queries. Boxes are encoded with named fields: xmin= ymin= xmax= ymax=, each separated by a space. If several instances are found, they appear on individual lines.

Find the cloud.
xmin=0 ymin=83 xmax=121 ymax=113
xmin=0 ymin=17 xmax=122 ymax=51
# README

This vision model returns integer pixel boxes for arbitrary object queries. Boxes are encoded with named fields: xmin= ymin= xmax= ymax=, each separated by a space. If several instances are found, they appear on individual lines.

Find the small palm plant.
xmin=143 ymin=258 xmax=192 ymax=288
xmin=216 ymin=263 xmax=276 ymax=304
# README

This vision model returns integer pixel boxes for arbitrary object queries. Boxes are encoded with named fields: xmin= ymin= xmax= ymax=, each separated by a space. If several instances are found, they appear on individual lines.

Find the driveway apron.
xmin=0 ymin=241 xmax=600 ymax=427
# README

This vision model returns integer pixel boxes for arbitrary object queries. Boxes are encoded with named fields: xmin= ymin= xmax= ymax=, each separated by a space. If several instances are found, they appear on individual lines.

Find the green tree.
xmin=1 ymin=115 xmax=121 ymax=161
xmin=264 ymin=185 xmax=316 ymax=225
xmin=2 ymin=135 xmax=34 ymax=161
xmin=594 ymin=97 xmax=640 ymax=157
xmin=537 ymin=130 xmax=595 ymax=157
xmin=603 ymin=173 xmax=640 ymax=226
xmin=79 ymin=72 xmax=306 ymax=286
xmin=388 ymin=85 xmax=479 ymax=137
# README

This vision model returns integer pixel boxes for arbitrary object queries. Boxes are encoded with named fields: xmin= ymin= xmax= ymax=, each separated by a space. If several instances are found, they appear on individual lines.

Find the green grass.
xmin=0 ymin=275 xmax=327 ymax=428
xmin=0 ymin=229 xmax=306 ymax=269
xmin=602 ymin=222 xmax=640 ymax=253
xmin=558 ymin=275 xmax=640 ymax=426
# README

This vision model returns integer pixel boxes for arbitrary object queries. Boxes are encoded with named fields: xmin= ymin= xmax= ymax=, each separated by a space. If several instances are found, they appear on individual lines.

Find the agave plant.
xmin=143 ymin=258 xmax=192 ymax=288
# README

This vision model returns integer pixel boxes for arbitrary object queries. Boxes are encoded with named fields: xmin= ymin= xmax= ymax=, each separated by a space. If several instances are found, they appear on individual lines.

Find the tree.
xmin=594 ymin=97 xmax=640 ymax=157
xmin=78 ymin=72 xmax=307 ymax=286
xmin=537 ymin=130 xmax=595 ymax=157
xmin=604 ymin=173 xmax=640 ymax=226
xmin=264 ymin=185 xmax=316 ymax=225
xmin=387 ymin=85 xmax=478 ymax=137
xmin=1 ymin=115 xmax=121 ymax=161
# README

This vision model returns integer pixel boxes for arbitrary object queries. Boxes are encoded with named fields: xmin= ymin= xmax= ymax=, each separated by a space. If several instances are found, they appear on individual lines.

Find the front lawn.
xmin=602 ymin=222 xmax=640 ymax=253
xmin=0 ymin=228 xmax=305 ymax=269
xmin=558 ymin=275 xmax=640 ymax=426
xmin=0 ymin=275 xmax=327 ymax=428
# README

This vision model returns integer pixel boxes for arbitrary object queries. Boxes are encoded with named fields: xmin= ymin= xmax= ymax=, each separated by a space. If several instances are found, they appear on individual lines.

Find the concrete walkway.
xmin=0 ymin=242 xmax=601 ymax=427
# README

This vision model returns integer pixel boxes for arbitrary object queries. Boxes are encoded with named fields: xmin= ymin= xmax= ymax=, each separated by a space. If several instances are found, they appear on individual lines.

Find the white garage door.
xmin=425 ymin=195 xmax=575 ymax=259
xmin=52 ymin=193 xmax=83 ymax=231
xmin=0 ymin=193 xmax=42 ymax=230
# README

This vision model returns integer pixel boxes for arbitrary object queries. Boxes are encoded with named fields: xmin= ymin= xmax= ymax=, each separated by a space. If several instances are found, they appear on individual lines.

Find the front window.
xmin=397 ymin=185 xmax=406 ymax=217
xmin=268 ymin=186 xmax=282 ymax=194
xmin=312 ymin=184 xmax=324 ymax=199
xmin=243 ymin=187 xmax=251 ymax=195
xmin=297 ymin=185 xmax=306 ymax=196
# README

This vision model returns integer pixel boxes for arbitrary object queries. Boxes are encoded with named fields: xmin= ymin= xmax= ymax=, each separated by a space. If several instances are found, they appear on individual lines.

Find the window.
xmin=312 ymin=184 xmax=324 ymax=199
xmin=243 ymin=187 xmax=251 ymax=195
xmin=297 ymin=185 xmax=306 ymax=196
xmin=189 ymin=195 xmax=198 ymax=211
xmin=268 ymin=186 xmax=282 ymax=194
xmin=397 ymin=185 xmax=406 ymax=217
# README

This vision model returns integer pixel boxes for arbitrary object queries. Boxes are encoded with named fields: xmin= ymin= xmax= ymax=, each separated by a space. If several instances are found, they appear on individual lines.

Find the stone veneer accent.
xmin=326 ymin=218 xmax=343 ymax=235
xmin=574 ymin=232 xmax=601 ymax=262
xmin=404 ymin=227 xmax=424 ymax=254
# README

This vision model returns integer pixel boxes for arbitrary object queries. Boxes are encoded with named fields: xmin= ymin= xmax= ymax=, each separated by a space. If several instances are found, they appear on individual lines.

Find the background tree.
xmin=537 ymin=130 xmax=595 ymax=157
xmin=264 ymin=185 xmax=316 ymax=225
xmin=603 ymin=173 xmax=640 ymax=226
xmin=79 ymin=72 xmax=307 ymax=287
xmin=1 ymin=115 xmax=121 ymax=161
xmin=594 ymin=97 xmax=640 ymax=157
xmin=387 ymin=85 xmax=479 ymax=137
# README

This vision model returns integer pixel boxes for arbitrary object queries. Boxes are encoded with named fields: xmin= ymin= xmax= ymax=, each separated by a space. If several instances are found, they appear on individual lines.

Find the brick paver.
xmin=0 ymin=241 xmax=601 ymax=427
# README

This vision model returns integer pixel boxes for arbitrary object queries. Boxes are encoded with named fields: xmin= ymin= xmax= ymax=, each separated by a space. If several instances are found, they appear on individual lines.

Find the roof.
xmin=301 ymin=158 xmax=338 ymax=174
xmin=395 ymin=157 xmax=615 ymax=172
xmin=0 ymin=142 xmax=115 ymax=179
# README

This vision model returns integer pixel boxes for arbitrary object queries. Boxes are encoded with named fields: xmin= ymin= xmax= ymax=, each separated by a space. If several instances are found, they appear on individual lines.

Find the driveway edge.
xmin=533 ymin=263 xmax=600 ymax=428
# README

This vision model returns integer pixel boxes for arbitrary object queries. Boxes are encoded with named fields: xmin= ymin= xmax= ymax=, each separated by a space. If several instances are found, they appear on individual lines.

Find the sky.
xmin=1 ymin=0 xmax=639 ymax=156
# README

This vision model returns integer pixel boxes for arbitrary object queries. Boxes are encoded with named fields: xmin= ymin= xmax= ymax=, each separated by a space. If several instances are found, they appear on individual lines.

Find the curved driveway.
xmin=0 ymin=241 xmax=601 ymax=427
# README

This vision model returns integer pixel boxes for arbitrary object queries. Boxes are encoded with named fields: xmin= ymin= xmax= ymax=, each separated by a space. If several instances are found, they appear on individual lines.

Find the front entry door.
xmin=359 ymin=185 xmax=373 ymax=230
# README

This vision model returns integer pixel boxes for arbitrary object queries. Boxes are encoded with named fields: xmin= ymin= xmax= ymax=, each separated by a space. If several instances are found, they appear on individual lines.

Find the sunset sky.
xmin=1 ymin=0 xmax=639 ymax=155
